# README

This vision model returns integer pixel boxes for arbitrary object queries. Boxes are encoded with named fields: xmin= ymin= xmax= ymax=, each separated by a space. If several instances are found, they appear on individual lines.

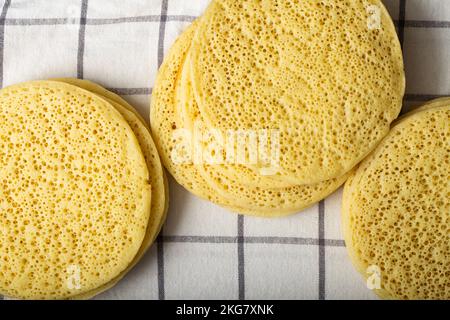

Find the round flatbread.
xmin=152 ymin=21 xmax=349 ymax=217
xmin=52 ymin=79 xmax=168 ymax=299
xmin=0 ymin=81 xmax=151 ymax=299
xmin=53 ymin=78 xmax=168 ymax=243
xmin=151 ymin=22 xmax=240 ymax=207
xmin=175 ymin=50 xmax=297 ymax=189
xmin=342 ymin=102 xmax=449 ymax=300
xmin=176 ymin=50 xmax=351 ymax=215
xmin=190 ymin=0 xmax=405 ymax=185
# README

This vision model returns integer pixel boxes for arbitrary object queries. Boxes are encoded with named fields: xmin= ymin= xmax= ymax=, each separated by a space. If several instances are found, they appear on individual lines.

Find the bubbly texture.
xmin=342 ymin=103 xmax=450 ymax=300
xmin=176 ymin=51 xmax=297 ymax=189
xmin=190 ymin=0 xmax=405 ymax=184
xmin=152 ymin=22 xmax=350 ymax=217
xmin=55 ymin=79 xmax=167 ymax=242
xmin=151 ymin=22 xmax=240 ymax=207
xmin=176 ymin=52 xmax=351 ymax=215
xmin=54 ymin=79 xmax=168 ymax=299
xmin=150 ymin=22 xmax=287 ymax=216
xmin=0 ymin=81 xmax=151 ymax=299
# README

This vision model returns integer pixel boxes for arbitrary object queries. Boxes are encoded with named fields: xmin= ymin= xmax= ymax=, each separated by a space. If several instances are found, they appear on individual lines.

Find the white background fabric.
xmin=0 ymin=0 xmax=448 ymax=300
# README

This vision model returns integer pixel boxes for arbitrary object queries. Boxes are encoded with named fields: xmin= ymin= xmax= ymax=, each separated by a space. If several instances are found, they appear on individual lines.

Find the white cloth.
xmin=1 ymin=0 xmax=448 ymax=300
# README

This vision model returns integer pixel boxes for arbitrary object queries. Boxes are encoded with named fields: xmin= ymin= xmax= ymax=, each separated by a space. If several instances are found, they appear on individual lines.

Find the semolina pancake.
xmin=54 ymin=78 xmax=168 ymax=243
xmin=189 ymin=0 xmax=405 ymax=185
xmin=175 ymin=50 xmax=352 ymax=216
xmin=0 ymin=81 xmax=151 ymax=299
xmin=152 ymin=21 xmax=350 ymax=217
xmin=150 ymin=22 xmax=290 ymax=216
xmin=342 ymin=103 xmax=449 ymax=300
xmin=175 ymin=50 xmax=297 ymax=189
xmin=52 ymin=79 xmax=168 ymax=299
xmin=150 ymin=22 xmax=241 ymax=207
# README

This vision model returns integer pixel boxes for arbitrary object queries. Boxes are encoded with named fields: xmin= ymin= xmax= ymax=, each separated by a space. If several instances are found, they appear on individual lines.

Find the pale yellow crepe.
xmin=53 ymin=79 xmax=168 ymax=299
xmin=189 ymin=0 xmax=405 ymax=185
xmin=0 ymin=81 xmax=151 ymax=299
xmin=342 ymin=101 xmax=449 ymax=300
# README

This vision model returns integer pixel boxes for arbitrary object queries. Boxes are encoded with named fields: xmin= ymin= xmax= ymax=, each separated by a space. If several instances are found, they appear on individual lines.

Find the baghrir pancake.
xmin=53 ymin=79 xmax=168 ymax=299
xmin=342 ymin=102 xmax=449 ymax=300
xmin=0 ymin=81 xmax=151 ymax=299
xmin=189 ymin=0 xmax=405 ymax=185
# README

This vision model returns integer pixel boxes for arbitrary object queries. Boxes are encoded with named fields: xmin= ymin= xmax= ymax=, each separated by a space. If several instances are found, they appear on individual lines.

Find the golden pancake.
xmin=189 ymin=0 xmax=405 ymax=184
xmin=0 ymin=81 xmax=151 ymax=299
xmin=342 ymin=103 xmax=449 ymax=299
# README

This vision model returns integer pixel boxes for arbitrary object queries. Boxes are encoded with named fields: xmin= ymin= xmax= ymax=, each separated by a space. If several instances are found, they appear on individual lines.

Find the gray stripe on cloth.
xmin=156 ymin=234 xmax=165 ymax=301
xmin=405 ymin=93 xmax=449 ymax=101
xmin=238 ymin=215 xmax=245 ymax=300
xmin=318 ymin=200 xmax=326 ymax=300
xmin=398 ymin=0 xmax=407 ymax=49
xmin=0 ymin=0 xmax=11 ymax=89
xmin=163 ymin=236 xmax=238 ymax=244
xmin=405 ymin=20 xmax=450 ymax=28
xmin=156 ymin=0 xmax=169 ymax=301
xmin=4 ymin=15 xmax=197 ymax=26
xmin=157 ymin=0 xmax=169 ymax=68
xmin=107 ymin=87 xmax=152 ymax=95
xmin=86 ymin=15 xmax=196 ymax=25
xmin=0 ymin=0 xmax=11 ymax=301
xmin=6 ymin=17 xmax=73 ymax=25
xmin=161 ymin=235 xmax=346 ymax=247
xmin=77 ymin=0 xmax=89 ymax=79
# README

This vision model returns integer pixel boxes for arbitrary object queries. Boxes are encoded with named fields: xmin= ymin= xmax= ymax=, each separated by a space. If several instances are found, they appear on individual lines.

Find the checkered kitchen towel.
xmin=0 ymin=0 xmax=449 ymax=300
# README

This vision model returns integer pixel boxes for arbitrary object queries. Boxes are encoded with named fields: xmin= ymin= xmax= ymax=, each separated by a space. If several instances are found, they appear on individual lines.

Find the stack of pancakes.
xmin=151 ymin=0 xmax=448 ymax=300
xmin=151 ymin=0 xmax=405 ymax=217
xmin=0 ymin=80 xmax=167 ymax=299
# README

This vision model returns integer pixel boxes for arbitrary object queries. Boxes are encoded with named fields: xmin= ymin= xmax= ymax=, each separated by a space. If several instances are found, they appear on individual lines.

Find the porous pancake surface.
xmin=190 ymin=0 xmax=405 ymax=184
xmin=151 ymin=22 xmax=237 ymax=206
xmin=176 ymin=51 xmax=297 ymax=189
xmin=51 ymin=80 xmax=167 ymax=299
xmin=55 ymin=79 xmax=167 ymax=243
xmin=342 ymin=105 xmax=449 ymax=300
xmin=176 ymin=52 xmax=351 ymax=215
xmin=151 ymin=23 xmax=284 ymax=216
xmin=0 ymin=81 xmax=151 ymax=299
